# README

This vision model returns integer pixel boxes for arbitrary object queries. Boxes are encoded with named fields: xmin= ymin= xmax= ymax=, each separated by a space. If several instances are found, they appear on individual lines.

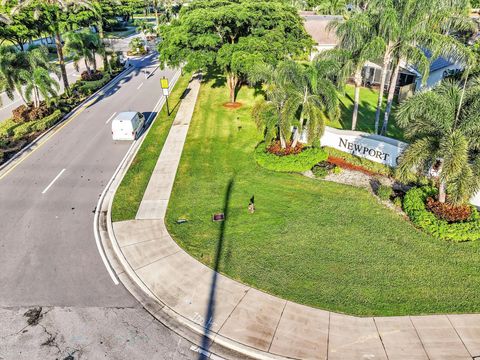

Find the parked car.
xmin=111 ymin=111 xmax=145 ymax=140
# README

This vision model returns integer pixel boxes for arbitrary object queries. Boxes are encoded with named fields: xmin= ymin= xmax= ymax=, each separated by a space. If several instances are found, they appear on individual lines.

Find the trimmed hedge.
xmin=11 ymin=110 xmax=63 ymax=140
xmin=75 ymin=73 xmax=111 ymax=96
xmin=324 ymin=146 xmax=394 ymax=176
xmin=403 ymin=186 xmax=480 ymax=242
xmin=255 ymin=144 xmax=328 ymax=172
xmin=0 ymin=119 xmax=20 ymax=138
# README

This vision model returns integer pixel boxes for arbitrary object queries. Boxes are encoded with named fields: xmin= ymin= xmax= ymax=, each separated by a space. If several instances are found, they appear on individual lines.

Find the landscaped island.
xmin=164 ymin=77 xmax=480 ymax=316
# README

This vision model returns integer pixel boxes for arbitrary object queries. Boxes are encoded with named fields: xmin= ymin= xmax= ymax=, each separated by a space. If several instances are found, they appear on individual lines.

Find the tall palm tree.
xmin=8 ymin=0 xmax=94 ymax=94
xmin=251 ymin=59 xmax=339 ymax=149
xmin=63 ymin=30 xmax=97 ymax=76
xmin=0 ymin=46 xmax=21 ymax=105
xmin=279 ymin=60 xmax=340 ymax=147
xmin=372 ymin=0 xmax=473 ymax=135
xmin=396 ymin=79 xmax=480 ymax=204
xmin=250 ymin=63 xmax=293 ymax=149
xmin=326 ymin=12 xmax=384 ymax=130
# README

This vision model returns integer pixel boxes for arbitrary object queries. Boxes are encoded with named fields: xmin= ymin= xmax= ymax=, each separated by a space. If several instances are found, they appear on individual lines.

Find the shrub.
xmin=81 ymin=70 xmax=103 ymax=81
xmin=377 ymin=185 xmax=394 ymax=201
xmin=11 ymin=110 xmax=62 ymax=140
xmin=28 ymin=105 xmax=52 ymax=121
xmin=403 ymin=186 xmax=480 ymax=242
xmin=255 ymin=144 xmax=328 ymax=173
xmin=312 ymin=164 xmax=329 ymax=178
xmin=312 ymin=161 xmax=338 ymax=178
xmin=12 ymin=105 xmax=30 ymax=123
xmin=426 ymin=197 xmax=472 ymax=223
xmin=0 ymin=119 xmax=20 ymax=138
xmin=76 ymin=73 xmax=111 ymax=95
xmin=267 ymin=141 xmax=303 ymax=156
xmin=333 ymin=166 xmax=342 ymax=174
xmin=393 ymin=196 xmax=403 ymax=208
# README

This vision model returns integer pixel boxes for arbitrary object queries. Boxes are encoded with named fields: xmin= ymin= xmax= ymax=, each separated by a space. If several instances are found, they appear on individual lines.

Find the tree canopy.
xmin=157 ymin=0 xmax=314 ymax=102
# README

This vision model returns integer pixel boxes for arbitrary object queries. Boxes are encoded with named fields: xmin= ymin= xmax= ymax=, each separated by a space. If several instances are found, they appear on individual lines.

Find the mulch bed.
xmin=223 ymin=102 xmax=242 ymax=109
xmin=328 ymin=156 xmax=378 ymax=177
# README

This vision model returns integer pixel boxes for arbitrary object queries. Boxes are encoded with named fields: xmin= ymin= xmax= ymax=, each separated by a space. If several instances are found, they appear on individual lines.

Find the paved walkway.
xmin=109 ymin=75 xmax=480 ymax=360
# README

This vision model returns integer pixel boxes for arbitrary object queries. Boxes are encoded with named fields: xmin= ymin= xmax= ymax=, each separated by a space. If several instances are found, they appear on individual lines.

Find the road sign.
xmin=161 ymin=77 xmax=169 ymax=89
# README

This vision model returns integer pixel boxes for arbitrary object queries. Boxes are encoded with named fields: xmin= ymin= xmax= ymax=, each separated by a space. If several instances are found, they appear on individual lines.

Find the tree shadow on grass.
xmin=198 ymin=178 xmax=234 ymax=359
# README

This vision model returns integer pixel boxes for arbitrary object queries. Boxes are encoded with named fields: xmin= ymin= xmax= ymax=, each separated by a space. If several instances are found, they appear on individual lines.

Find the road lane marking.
xmin=105 ymin=112 xmax=117 ymax=124
xmin=137 ymin=82 xmax=144 ymax=90
xmin=42 ymin=168 xmax=66 ymax=194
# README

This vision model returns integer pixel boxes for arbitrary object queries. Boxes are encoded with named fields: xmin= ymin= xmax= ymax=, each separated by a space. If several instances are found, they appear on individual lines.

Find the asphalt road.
xmin=0 ymin=53 xmax=176 ymax=307
xmin=0 ymin=52 xmax=199 ymax=359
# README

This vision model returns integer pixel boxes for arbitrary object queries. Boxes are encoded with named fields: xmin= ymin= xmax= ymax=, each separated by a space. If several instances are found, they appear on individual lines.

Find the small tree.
xmin=396 ymin=79 xmax=480 ymax=204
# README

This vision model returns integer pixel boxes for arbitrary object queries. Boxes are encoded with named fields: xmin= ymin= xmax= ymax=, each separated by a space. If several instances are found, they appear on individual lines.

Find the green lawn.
xmin=104 ymin=27 xmax=137 ymax=39
xmin=165 ymin=76 xmax=480 ymax=316
xmin=111 ymin=72 xmax=192 ymax=221
xmin=327 ymin=84 xmax=404 ymax=141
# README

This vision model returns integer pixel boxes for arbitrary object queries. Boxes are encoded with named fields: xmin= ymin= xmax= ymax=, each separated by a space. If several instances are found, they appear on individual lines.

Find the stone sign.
xmin=319 ymin=127 xmax=408 ymax=167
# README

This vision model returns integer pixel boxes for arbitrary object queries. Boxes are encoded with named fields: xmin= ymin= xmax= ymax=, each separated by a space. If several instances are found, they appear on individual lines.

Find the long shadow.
xmin=199 ymin=178 xmax=234 ymax=359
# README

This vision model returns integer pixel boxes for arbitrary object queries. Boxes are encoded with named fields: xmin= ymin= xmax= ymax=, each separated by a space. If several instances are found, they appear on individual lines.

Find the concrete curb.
xmin=0 ymin=65 xmax=135 ymax=178
xmin=96 ymin=74 xmax=289 ymax=360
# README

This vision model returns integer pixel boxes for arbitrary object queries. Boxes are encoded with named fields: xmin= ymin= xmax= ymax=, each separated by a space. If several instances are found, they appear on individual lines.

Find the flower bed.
xmin=255 ymin=143 xmax=328 ymax=172
xmin=403 ymin=186 xmax=480 ymax=242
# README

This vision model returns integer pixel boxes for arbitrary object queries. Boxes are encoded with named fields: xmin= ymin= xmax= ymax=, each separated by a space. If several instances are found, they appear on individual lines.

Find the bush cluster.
xmin=12 ymin=104 xmax=53 ymax=123
xmin=10 ymin=110 xmax=63 ymax=140
xmin=403 ymin=187 xmax=480 ymax=242
xmin=255 ymin=144 xmax=328 ymax=173
xmin=81 ymin=70 xmax=104 ymax=81
xmin=377 ymin=184 xmax=394 ymax=201
xmin=312 ymin=161 xmax=341 ymax=178
xmin=426 ymin=197 xmax=472 ymax=223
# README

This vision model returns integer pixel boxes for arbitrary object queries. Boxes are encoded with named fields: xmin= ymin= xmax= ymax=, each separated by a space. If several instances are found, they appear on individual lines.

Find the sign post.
xmin=161 ymin=77 xmax=170 ymax=116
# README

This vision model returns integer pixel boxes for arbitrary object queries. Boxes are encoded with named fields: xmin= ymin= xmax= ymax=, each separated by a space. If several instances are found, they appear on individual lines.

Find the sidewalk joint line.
xmin=131 ymin=250 xmax=181 ymax=272
xmin=267 ymin=300 xmax=287 ymax=353
xmin=216 ymin=288 xmax=250 ymax=335
xmin=373 ymin=317 xmax=390 ymax=360
xmin=409 ymin=316 xmax=431 ymax=360
xmin=120 ymin=234 xmax=169 ymax=248
xmin=446 ymin=315 xmax=474 ymax=358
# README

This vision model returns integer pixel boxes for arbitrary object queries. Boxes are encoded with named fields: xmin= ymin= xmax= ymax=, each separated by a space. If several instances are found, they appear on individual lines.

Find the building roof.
xmin=302 ymin=15 xmax=340 ymax=46
xmin=423 ymin=49 xmax=458 ymax=73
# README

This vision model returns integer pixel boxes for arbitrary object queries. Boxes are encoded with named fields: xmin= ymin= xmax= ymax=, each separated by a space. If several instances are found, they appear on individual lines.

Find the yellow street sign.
xmin=161 ymin=78 xmax=169 ymax=89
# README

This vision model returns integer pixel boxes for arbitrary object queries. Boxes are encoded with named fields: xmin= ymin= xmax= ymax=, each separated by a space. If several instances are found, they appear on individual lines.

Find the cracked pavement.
xmin=0 ymin=306 xmax=196 ymax=360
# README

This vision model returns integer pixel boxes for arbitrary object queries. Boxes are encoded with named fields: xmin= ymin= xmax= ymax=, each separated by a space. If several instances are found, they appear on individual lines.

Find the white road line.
xmin=42 ymin=168 xmax=66 ymax=194
xmin=137 ymin=82 xmax=144 ymax=90
xmin=105 ymin=112 xmax=117 ymax=124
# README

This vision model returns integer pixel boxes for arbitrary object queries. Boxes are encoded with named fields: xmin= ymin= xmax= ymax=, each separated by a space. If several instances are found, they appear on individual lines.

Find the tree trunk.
xmin=54 ymin=31 xmax=69 ymax=94
xmin=85 ymin=58 xmax=91 ymax=76
xmin=98 ymin=23 xmax=110 ymax=73
xmin=381 ymin=59 xmax=401 ymax=135
xmin=352 ymin=68 xmax=362 ymax=131
xmin=279 ymin=130 xmax=287 ymax=149
xmin=226 ymin=73 xmax=238 ymax=103
xmin=92 ymin=51 xmax=97 ymax=72
xmin=439 ymin=179 xmax=447 ymax=203
xmin=375 ymin=47 xmax=391 ymax=134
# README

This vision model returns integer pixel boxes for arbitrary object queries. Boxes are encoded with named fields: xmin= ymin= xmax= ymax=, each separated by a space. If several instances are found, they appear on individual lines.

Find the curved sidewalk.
xmin=104 ymin=74 xmax=480 ymax=360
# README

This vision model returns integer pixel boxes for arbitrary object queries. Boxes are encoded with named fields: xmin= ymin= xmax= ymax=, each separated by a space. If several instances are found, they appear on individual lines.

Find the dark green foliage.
xmin=377 ymin=184 xmax=393 ymax=201
xmin=255 ymin=144 xmax=328 ymax=173
xmin=404 ymin=187 xmax=480 ymax=242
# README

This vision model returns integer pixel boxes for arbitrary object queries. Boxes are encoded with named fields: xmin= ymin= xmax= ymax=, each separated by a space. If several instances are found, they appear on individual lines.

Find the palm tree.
xmin=19 ymin=67 xmax=60 ymax=108
xmin=250 ymin=59 xmax=339 ymax=149
xmin=250 ymin=63 xmax=293 ymax=149
xmin=278 ymin=60 xmax=340 ymax=147
xmin=63 ymin=30 xmax=97 ymax=76
xmin=316 ymin=0 xmax=347 ymax=15
xmin=371 ymin=0 xmax=473 ymax=135
xmin=396 ymin=79 xmax=480 ymax=204
xmin=8 ymin=0 xmax=94 ymax=94
xmin=0 ymin=46 xmax=21 ymax=105
xmin=326 ymin=12 xmax=384 ymax=130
